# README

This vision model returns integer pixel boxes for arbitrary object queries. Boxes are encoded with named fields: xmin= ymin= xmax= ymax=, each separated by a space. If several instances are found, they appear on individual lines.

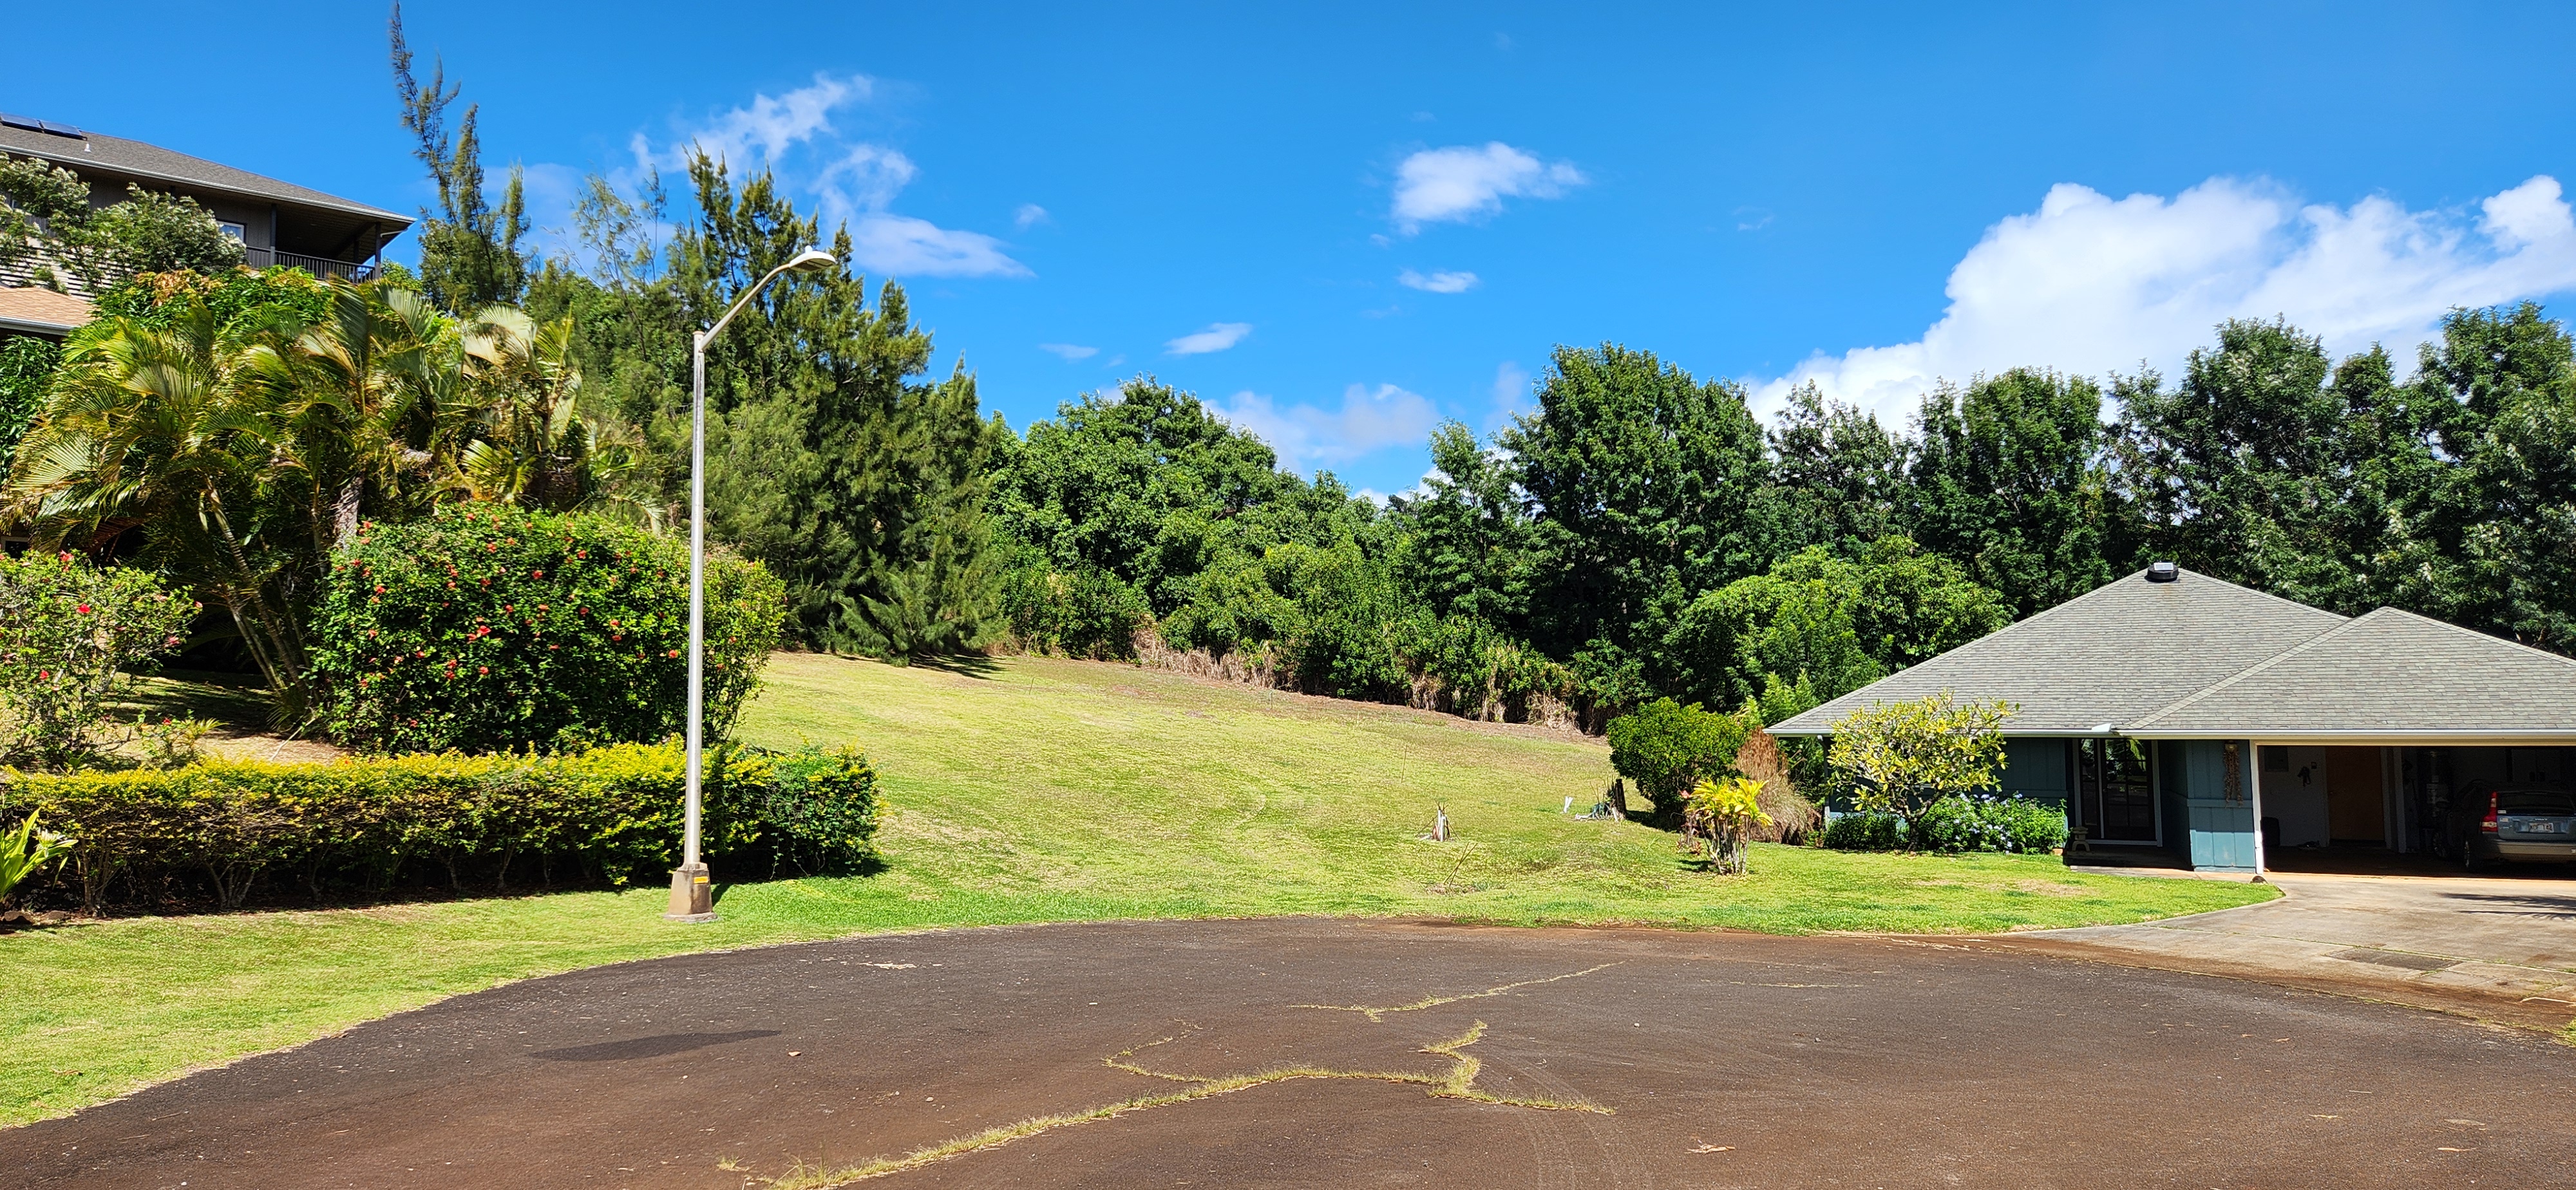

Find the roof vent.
xmin=2146 ymin=561 xmax=2179 ymax=583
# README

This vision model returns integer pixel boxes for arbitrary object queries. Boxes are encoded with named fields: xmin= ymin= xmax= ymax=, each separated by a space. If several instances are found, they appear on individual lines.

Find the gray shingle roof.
xmin=2125 ymin=607 xmax=2576 ymax=739
xmin=0 ymin=124 xmax=408 ymax=224
xmin=1768 ymin=567 xmax=2348 ymax=735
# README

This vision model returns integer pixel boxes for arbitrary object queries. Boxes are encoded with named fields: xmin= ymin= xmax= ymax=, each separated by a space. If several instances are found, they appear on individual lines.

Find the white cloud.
xmin=1039 ymin=342 xmax=1098 ymax=361
xmin=837 ymin=214 xmax=1023 ymax=278
xmin=812 ymin=144 xmax=919 ymax=222
xmin=636 ymin=73 xmax=869 ymax=171
xmin=1754 ymin=175 xmax=2576 ymax=424
xmin=1398 ymin=268 xmax=1480 ymax=294
xmin=1166 ymin=322 xmax=1253 ymax=355
xmin=626 ymin=76 xmax=1027 ymax=279
xmin=1392 ymin=142 xmax=1584 ymax=232
xmin=1014 ymin=203 xmax=1050 ymax=229
xmin=1215 ymin=383 xmax=1441 ymax=473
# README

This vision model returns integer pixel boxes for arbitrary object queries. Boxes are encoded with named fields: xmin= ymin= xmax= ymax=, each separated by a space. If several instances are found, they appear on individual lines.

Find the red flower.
xmin=477 ymin=666 xmax=488 ymax=675
xmin=74 ymin=603 xmax=90 ymax=614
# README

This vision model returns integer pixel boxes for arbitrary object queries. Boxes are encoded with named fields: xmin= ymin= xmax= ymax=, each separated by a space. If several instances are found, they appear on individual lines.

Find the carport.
xmin=1770 ymin=565 xmax=2576 ymax=876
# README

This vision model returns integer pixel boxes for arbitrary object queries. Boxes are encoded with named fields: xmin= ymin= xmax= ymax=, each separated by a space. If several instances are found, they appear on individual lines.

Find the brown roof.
xmin=0 ymin=286 xmax=93 ymax=335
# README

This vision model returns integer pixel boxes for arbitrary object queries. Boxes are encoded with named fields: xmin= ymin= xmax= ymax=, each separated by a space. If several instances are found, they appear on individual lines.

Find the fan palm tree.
xmin=10 ymin=300 xmax=310 ymax=697
xmin=453 ymin=307 xmax=656 ymax=523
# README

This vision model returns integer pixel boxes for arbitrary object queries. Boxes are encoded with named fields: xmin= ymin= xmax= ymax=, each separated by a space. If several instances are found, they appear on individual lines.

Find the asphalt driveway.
xmin=8 ymin=918 xmax=2572 ymax=1189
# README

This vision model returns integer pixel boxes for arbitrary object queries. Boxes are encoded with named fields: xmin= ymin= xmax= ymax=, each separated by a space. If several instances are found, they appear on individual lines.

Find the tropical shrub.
xmin=0 ymin=551 xmax=196 ymax=771
xmin=1827 ymin=691 xmax=2016 ymax=833
xmin=0 ymin=740 xmax=876 ymax=913
xmin=1002 ymin=564 xmax=1150 ymax=660
xmin=310 ymin=504 xmax=786 ymax=754
xmin=1820 ymin=797 xmax=2069 ymax=854
xmin=1680 ymin=775 xmax=1771 ymax=874
xmin=0 ymin=811 xmax=72 ymax=906
xmin=1605 ymin=698 xmax=1751 ymax=823
xmin=1817 ymin=811 xmax=1904 ymax=851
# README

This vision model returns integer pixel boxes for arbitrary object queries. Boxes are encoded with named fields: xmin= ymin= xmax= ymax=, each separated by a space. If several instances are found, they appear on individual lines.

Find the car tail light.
xmin=2480 ymin=790 xmax=2500 ymax=834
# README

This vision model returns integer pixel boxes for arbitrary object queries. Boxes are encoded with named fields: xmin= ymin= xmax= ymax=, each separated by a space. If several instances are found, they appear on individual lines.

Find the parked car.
xmin=2443 ymin=783 xmax=2576 ymax=869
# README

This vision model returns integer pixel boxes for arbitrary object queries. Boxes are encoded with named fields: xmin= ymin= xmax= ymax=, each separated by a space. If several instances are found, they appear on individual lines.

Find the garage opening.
xmin=2260 ymin=744 xmax=2576 ymax=874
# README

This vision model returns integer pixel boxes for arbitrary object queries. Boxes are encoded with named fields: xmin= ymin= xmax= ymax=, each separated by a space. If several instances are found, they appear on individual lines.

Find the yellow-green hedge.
xmin=0 ymin=741 xmax=876 ymax=914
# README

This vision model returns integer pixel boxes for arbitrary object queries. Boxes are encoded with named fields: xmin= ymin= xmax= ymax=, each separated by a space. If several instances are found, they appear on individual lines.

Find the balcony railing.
xmin=243 ymin=247 xmax=375 ymax=281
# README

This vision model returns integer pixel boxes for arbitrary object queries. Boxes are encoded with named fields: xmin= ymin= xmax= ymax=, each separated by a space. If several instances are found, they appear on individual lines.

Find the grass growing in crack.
xmin=775 ymin=1017 xmax=1603 ymax=1187
xmin=5 ymin=653 xmax=2273 ymax=1126
xmin=1295 ymin=962 xmax=1626 ymax=1022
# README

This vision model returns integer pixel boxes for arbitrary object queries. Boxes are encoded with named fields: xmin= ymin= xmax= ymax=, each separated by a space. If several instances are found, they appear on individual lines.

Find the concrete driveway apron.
xmin=1984 ymin=871 xmax=2576 ymax=1026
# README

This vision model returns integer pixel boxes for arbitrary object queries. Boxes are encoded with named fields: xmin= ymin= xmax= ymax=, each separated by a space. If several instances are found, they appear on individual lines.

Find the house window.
xmin=217 ymin=221 xmax=245 ymax=242
xmin=2078 ymin=737 xmax=2157 ymax=844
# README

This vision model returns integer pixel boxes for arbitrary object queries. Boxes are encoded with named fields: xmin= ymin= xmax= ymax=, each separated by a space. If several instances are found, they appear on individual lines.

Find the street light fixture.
xmin=667 ymin=247 xmax=837 ymax=922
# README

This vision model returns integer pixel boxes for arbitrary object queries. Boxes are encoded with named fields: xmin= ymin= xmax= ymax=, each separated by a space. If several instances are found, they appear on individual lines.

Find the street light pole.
xmin=667 ymin=247 xmax=837 ymax=922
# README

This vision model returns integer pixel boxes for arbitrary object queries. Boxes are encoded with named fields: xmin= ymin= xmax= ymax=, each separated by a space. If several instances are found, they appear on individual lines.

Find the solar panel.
xmin=0 ymin=113 xmax=39 ymax=131
xmin=37 ymin=120 xmax=84 ymax=138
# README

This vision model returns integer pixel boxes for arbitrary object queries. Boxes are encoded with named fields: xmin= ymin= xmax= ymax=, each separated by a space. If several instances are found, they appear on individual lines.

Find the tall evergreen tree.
xmin=670 ymin=155 xmax=1001 ymax=656
xmin=390 ymin=3 xmax=527 ymax=314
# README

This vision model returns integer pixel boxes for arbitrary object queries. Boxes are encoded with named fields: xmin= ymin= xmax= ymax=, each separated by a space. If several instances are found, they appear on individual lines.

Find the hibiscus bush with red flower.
xmin=310 ymin=504 xmax=786 ymax=753
xmin=0 ymin=551 xmax=196 ymax=771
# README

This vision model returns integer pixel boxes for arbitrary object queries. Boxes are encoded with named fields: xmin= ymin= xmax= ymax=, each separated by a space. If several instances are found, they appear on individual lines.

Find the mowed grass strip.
xmin=5 ymin=653 xmax=2273 ymax=1125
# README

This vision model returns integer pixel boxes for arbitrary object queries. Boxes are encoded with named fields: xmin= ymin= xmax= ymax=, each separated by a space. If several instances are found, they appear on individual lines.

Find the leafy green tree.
xmin=0 ymin=154 xmax=243 ymax=291
xmin=1766 ymin=382 xmax=1908 ymax=556
xmin=1905 ymin=369 xmax=2111 ymax=618
xmin=2406 ymin=303 xmax=2576 ymax=651
xmin=390 ymin=4 xmax=527 ymax=313
xmin=2109 ymin=318 xmax=2345 ymax=586
xmin=0 ymin=335 xmax=61 ymax=462
xmin=1392 ymin=420 xmax=1535 ymax=630
xmin=1503 ymin=344 xmax=1773 ymax=706
xmin=994 ymin=379 xmax=1290 ymax=615
xmin=1660 ymin=536 xmax=2007 ymax=713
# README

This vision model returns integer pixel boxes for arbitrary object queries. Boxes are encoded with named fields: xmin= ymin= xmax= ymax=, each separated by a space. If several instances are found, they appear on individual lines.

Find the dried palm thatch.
xmin=1734 ymin=728 xmax=1821 ymax=844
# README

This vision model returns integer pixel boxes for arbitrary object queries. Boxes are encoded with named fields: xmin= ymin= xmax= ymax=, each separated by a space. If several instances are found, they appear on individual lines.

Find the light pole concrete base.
xmin=664 ymin=863 xmax=715 ymax=922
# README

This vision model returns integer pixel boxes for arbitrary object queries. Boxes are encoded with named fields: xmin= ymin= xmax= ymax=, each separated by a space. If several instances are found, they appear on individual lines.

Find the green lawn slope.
xmin=6 ymin=653 xmax=2272 ymax=1126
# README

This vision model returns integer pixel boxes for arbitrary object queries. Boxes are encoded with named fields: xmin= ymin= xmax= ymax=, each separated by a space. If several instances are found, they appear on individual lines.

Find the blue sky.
xmin=12 ymin=3 xmax=2576 ymax=496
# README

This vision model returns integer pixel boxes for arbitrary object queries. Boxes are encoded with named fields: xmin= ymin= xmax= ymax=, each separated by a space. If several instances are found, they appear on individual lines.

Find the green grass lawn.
xmin=6 ymin=653 xmax=2273 ymax=1126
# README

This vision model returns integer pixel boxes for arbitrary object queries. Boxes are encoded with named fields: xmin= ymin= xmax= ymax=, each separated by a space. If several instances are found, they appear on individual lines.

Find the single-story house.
xmin=1768 ymin=564 xmax=2576 ymax=874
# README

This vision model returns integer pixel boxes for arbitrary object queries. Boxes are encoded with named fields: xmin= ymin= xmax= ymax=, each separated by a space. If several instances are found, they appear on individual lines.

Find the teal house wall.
xmin=2162 ymin=739 xmax=2258 ymax=872
xmin=1994 ymin=738 xmax=2072 ymax=807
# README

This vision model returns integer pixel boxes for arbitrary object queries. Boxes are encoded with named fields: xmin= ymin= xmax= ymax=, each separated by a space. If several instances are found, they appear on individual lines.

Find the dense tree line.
xmin=993 ymin=310 xmax=2576 ymax=735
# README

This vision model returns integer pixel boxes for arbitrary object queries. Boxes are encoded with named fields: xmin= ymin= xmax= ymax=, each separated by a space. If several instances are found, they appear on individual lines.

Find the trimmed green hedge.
xmin=0 ymin=740 xmax=876 ymax=914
